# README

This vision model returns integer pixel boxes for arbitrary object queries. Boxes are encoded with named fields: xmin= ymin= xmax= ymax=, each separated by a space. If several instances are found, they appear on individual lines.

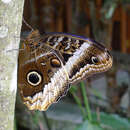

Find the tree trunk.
xmin=0 ymin=0 xmax=24 ymax=129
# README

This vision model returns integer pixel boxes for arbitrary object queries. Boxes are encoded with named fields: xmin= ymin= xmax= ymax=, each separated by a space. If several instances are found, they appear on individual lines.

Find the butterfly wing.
xmin=18 ymin=33 xmax=70 ymax=111
xmin=18 ymin=30 xmax=112 ymax=111
xmin=40 ymin=32 xmax=112 ymax=84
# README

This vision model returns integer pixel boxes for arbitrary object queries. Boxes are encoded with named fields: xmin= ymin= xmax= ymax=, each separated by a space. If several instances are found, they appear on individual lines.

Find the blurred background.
xmin=16 ymin=0 xmax=130 ymax=130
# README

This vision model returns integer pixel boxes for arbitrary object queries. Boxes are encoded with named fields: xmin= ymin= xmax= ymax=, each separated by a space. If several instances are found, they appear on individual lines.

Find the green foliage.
xmin=70 ymin=82 xmax=130 ymax=130
xmin=70 ymin=85 xmax=86 ymax=119
xmin=75 ymin=113 xmax=130 ymax=130
xmin=70 ymin=82 xmax=92 ymax=120
xmin=80 ymin=82 xmax=92 ymax=121
xmin=98 ymin=113 xmax=130 ymax=130
xmin=75 ymin=120 xmax=103 ymax=130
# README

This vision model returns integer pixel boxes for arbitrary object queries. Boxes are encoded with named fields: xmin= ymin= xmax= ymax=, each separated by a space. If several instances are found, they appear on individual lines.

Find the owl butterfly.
xmin=18 ymin=30 xmax=113 ymax=111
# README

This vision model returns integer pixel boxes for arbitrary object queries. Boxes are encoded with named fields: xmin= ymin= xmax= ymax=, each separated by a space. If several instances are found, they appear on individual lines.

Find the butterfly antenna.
xmin=22 ymin=17 xmax=34 ymax=32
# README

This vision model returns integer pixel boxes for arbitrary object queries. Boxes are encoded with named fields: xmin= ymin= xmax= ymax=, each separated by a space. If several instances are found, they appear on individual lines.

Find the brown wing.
xmin=18 ymin=30 xmax=112 ymax=111
xmin=40 ymin=32 xmax=112 ymax=84
xmin=18 ymin=34 xmax=70 ymax=111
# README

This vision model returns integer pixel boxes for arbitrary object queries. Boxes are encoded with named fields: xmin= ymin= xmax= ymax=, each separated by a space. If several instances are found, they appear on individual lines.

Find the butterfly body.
xmin=18 ymin=30 xmax=112 ymax=111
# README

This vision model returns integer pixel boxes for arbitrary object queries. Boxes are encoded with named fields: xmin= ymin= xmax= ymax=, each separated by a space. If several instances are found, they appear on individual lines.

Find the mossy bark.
xmin=0 ymin=0 xmax=24 ymax=129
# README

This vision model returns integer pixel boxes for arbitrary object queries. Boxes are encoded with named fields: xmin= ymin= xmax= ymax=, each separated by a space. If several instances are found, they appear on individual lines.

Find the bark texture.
xmin=0 ymin=0 xmax=24 ymax=129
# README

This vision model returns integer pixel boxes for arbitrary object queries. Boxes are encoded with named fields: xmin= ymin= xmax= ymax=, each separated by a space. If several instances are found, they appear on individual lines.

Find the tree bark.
xmin=0 ymin=0 xmax=24 ymax=129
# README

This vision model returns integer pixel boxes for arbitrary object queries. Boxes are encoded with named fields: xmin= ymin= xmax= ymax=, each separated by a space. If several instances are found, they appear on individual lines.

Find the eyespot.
xmin=50 ymin=58 xmax=61 ymax=67
xmin=27 ymin=71 xmax=42 ymax=86
xmin=91 ymin=56 xmax=99 ymax=64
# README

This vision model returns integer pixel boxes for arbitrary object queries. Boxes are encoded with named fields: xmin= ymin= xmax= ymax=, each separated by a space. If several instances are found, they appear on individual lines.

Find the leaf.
xmin=75 ymin=120 xmax=103 ymax=130
xmin=75 ymin=113 xmax=130 ymax=130
xmin=91 ymin=112 xmax=130 ymax=130
xmin=99 ymin=113 xmax=130 ymax=130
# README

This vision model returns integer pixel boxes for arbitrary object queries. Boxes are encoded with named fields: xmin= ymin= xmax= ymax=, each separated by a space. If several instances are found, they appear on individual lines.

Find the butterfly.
xmin=18 ymin=30 xmax=113 ymax=111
